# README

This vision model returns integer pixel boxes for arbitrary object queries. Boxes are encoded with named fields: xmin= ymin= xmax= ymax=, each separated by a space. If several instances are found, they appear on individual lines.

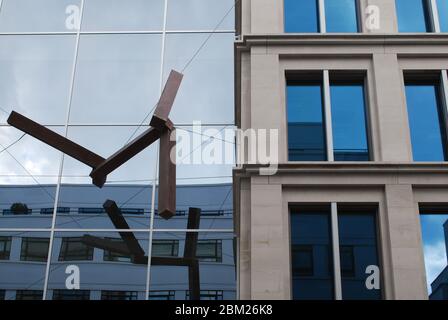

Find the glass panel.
xmin=330 ymin=81 xmax=369 ymax=161
xmin=338 ymin=209 xmax=382 ymax=300
xmin=0 ymin=35 xmax=75 ymax=124
xmin=46 ymin=231 xmax=149 ymax=300
xmin=0 ymin=231 xmax=49 ymax=300
xmin=325 ymin=0 xmax=358 ymax=33
xmin=81 ymin=0 xmax=164 ymax=31
xmin=438 ymin=0 xmax=448 ymax=32
xmin=287 ymin=82 xmax=326 ymax=161
xmin=163 ymin=33 xmax=234 ymax=125
xmin=420 ymin=211 xmax=448 ymax=300
xmin=396 ymin=0 xmax=431 ymax=32
xmin=166 ymin=0 xmax=235 ymax=31
xmin=149 ymin=232 xmax=236 ymax=300
xmin=68 ymin=34 xmax=162 ymax=124
xmin=0 ymin=0 xmax=81 ymax=32
xmin=284 ymin=0 xmax=319 ymax=33
xmin=53 ymin=289 xmax=90 ymax=300
xmin=290 ymin=207 xmax=334 ymax=300
xmin=405 ymin=81 xmax=447 ymax=161
xmin=154 ymin=183 xmax=233 ymax=230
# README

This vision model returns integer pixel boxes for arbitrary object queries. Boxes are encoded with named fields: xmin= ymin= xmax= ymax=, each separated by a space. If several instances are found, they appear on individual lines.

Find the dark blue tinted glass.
xmin=284 ymin=0 xmax=319 ymax=32
xmin=420 ymin=212 xmax=448 ymax=300
xmin=331 ymin=83 xmax=369 ymax=161
xmin=338 ymin=211 xmax=382 ymax=300
xmin=287 ymin=83 xmax=326 ymax=161
xmin=405 ymin=83 xmax=447 ymax=161
xmin=291 ymin=209 xmax=334 ymax=300
xmin=438 ymin=0 xmax=448 ymax=32
xmin=325 ymin=0 xmax=359 ymax=32
xmin=396 ymin=0 xmax=431 ymax=32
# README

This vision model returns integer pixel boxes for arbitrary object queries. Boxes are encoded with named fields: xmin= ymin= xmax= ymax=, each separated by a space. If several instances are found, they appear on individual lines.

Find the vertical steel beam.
xmin=331 ymin=203 xmax=342 ymax=300
xmin=158 ymin=129 xmax=176 ymax=219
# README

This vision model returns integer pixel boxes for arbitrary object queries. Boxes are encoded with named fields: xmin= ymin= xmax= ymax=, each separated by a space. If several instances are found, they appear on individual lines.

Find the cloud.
xmin=424 ymin=241 xmax=448 ymax=292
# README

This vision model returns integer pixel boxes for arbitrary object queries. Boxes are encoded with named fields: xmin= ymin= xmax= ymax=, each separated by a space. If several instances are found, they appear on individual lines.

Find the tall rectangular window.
xmin=419 ymin=207 xmax=448 ymax=300
xmin=331 ymin=80 xmax=370 ymax=161
xmin=437 ymin=0 xmax=448 ymax=32
xmin=325 ymin=0 xmax=359 ymax=33
xmin=284 ymin=0 xmax=319 ymax=33
xmin=20 ymin=238 xmax=50 ymax=262
xmin=396 ymin=0 xmax=432 ymax=32
xmin=290 ymin=206 xmax=334 ymax=300
xmin=338 ymin=208 xmax=382 ymax=300
xmin=0 ymin=237 xmax=11 ymax=260
xmin=404 ymin=77 xmax=447 ymax=161
xmin=287 ymin=80 xmax=326 ymax=161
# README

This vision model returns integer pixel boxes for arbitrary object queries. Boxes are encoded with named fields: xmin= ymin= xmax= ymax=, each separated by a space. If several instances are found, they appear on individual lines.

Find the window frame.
xmin=197 ymin=239 xmax=223 ymax=262
xmin=101 ymin=290 xmax=138 ymax=301
xmin=59 ymin=237 xmax=94 ymax=261
xmin=20 ymin=237 xmax=50 ymax=262
xmin=0 ymin=236 xmax=12 ymax=260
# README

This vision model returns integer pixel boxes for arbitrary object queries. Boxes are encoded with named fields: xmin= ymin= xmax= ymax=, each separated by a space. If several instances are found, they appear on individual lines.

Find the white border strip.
xmin=323 ymin=70 xmax=334 ymax=161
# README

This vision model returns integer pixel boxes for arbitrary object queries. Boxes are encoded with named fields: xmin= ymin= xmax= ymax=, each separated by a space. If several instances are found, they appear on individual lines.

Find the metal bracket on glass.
xmin=7 ymin=69 xmax=183 ymax=219
xmin=81 ymin=201 xmax=202 ymax=300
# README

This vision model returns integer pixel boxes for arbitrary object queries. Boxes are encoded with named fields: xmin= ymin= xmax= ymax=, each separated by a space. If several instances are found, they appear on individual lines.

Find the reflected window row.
xmin=1 ymin=289 xmax=229 ymax=300
xmin=0 ymin=0 xmax=235 ymax=33
xmin=287 ymin=70 xmax=448 ymax=163
xmin=0 ymin=236 xmax=223 ymax=263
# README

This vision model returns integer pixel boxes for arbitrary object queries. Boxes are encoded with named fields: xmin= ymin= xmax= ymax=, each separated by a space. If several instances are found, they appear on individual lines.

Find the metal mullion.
xmin=430 ymin=0 xmax=441 ymax=33
xmin=323 ymin=70 xmax=334 ymax=161
xmin=42 ymin=0 xmax=86 ymax=300
xmin=318 ymin=0 xmax=326 ymax=33
xmin=331 ymin=202 xmax=342 ymax=300
xmin=145 ymin=0 xmax=169 ymax=301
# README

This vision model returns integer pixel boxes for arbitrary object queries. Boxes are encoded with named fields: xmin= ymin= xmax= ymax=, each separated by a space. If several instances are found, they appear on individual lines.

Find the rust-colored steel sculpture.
xmin=81 ymin=201 xmax=201 ymax=300
xmin=7 ymin=70 xmax=183 ymax=219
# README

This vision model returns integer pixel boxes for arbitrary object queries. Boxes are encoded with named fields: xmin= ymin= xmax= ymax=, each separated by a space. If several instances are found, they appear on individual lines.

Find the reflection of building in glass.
xmin=0 ymin=184 xmax=235 ymax=300
xmin=430 ymin=220 xmax=448 ymax=300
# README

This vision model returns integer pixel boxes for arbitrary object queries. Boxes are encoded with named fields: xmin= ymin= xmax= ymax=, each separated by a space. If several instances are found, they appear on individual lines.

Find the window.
xmin=152 ymin=240 xmax=179 ymax=257
xmin=338 ymin=208 xmax=382 ymax=300
xmin=284 ymin=0 xmax=320 ymax=33
xmin=197 ymin=240 xmax=222 ymax=262
xmin=330 ymin=79 xmax=370 ymax=161
xmin=0 ymin=237 xmax=11 ymax=260
xmin=186 ymin=290 xmax=224 ymax=300
xmin=20 ymin=238 xmax=50 ymax=262
xmin=53 ymin=290 xmax=90 ymax=300
xmin=290 ymin=206 xmax=334 ymax=300
xmin=59 ymin=237 xmax=94 ymax=261
xmin=438 ymin=0 xmax=448 ymax=32
xmin=148 ymin=291 xmax=175 ymax=300
xmin=287 ymin=79 xmax=326 ymax=161
xmin=325 ymin=0 xmax=359 ymax=33
xmin=78 ymin=207 xmax=106 ymax=214
xmin=15 ymin=290 xmax=43 ymax=300
xmin=419 ymin=206 xmax=448 ymax=300
xmin=40 ymin=207 xmax=70 ymax=215
xmin=292 ymin=245 xmax=314 ymax=276
xmin=101 ymin=291 xmax=138 ymax=300
xmin=404 ymin=76 xmax=447 ymax=161
xmin=0 ymin=290 xmax=4 ymax=300
xmin=396 ymin=0 xmax=432 ymax=32
xmin=103 ymin=238 xmax=133 ymax=263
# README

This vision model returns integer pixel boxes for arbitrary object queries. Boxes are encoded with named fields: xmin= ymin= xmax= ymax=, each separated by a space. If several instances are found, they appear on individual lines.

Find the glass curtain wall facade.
xmin=0 ymin=0 xmax=236 ymax=300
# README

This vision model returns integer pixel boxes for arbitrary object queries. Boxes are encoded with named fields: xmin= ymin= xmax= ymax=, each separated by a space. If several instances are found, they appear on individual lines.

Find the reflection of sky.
xmin=420 ymin=215 xmax=448 ymax=293
xmin=0 ymin=0 xmax=235 ymax=186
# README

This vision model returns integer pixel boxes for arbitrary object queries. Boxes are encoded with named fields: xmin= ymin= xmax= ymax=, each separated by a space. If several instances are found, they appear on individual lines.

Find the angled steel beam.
xmin=158 ymin=129 xmax=176 ymax=219
xmin=150 ymin=70 xmax=183 ymax=130
xmin=89 ymin=127 xmax=162 ymax=187
xmin=103 ymin=200 xmax=147 ymax=257
xmin=7 ymin=111 xmax=105 ymax=168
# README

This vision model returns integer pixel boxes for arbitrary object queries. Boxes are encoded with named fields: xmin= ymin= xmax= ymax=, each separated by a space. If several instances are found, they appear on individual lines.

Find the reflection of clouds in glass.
xmin=0 ymin=36 xmax=75 ymax=124
xmin=167 ymin=0 xmax=235 ymax=30
xmin=424 ymin=242 xmax=448 ymax=292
